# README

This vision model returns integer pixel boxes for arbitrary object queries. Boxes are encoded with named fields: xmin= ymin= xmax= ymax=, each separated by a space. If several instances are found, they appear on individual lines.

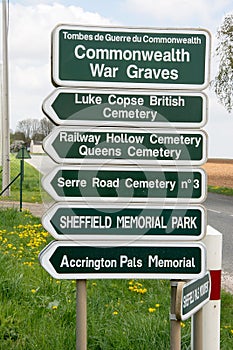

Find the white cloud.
xmin=3 ymin=2 xmax=114 ymax=129
xmin=125 ymin=0 xmax=232 ymax=30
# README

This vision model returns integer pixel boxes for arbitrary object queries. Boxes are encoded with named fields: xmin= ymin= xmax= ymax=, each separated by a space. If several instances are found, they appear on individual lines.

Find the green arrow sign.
xmin=42 ymin=203 xmax=206 ymax=241
xmin=42 ymin=88 xmax=207 ymax=128
xmin=43 ymin=127 xmax=207 ymax=166
xmin=39 ymin=241 xmax=206 ymax=280
xmin=41 ymin=165 xmax=206 ymax=203
xmin=176 ymin=272 xmax=211 ymax=320
xmin=52 ymin=25 xmax=210 ymax=89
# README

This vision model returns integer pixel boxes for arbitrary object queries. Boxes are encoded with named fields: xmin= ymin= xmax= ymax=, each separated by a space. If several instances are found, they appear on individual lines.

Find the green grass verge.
xmin=208 ymin=185 xmax=233 ymax=196
xmin=0 ymin=208 xmax=233 ymax=349
xmin=0 ymin=154 xmax=45 ymax=203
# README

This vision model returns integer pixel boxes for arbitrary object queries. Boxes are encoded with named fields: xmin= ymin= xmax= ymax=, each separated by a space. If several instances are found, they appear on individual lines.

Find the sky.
xmin=1 ymin=0 xmax=233 ymax=158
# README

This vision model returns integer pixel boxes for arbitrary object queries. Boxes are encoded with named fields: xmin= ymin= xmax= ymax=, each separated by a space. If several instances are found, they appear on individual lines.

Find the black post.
xmin=19 ymin=146 xmax=25 ymax=211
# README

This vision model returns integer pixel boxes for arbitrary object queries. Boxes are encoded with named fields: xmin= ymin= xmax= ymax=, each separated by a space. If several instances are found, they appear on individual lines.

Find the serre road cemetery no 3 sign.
xmin=41 ymin=165 xmax=207 ymax=203
xmin=52 ymin=25 xmax=211 ymax=89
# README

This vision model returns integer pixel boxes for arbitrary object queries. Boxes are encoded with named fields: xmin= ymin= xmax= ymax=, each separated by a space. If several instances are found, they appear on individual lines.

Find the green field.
xmin=0 ymin=208 xmax=232 ymax=349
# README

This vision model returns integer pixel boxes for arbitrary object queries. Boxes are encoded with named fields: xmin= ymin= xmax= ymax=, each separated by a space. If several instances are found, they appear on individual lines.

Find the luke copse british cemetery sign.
xmin=42 ymin=89 xmax=207 ymax=128
xmin=52 ymin=25 xmax=210 ymax=89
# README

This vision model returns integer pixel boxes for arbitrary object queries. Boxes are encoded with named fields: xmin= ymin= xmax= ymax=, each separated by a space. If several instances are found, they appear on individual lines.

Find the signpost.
xmin=43 ymin=127 xmax=207 ymax=166
xmin=42 ymin=88 xmax=207 ymax=128
xmin=176 ymin=272 xmax=211 ymax=321
xmin=52 ymin=25 xmax=211 ymax=90
xmin=39 ymin=241 xmax=206 ymax=280
xmin=40 ymin=24 xmax=213 ymax=350
xmin=41 ymin=166 xmax=206 ymax=203
xmin=42 ymin=203 xmax=206 ymax=241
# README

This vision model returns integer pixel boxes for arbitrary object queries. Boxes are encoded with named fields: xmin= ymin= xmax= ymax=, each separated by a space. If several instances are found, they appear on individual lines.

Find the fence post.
xmin=191 ymin=225 xmax=222 ymax=350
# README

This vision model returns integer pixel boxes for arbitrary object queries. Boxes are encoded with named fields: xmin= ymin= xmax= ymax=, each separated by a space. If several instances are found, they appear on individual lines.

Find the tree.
xmin=16 ymin=117 xmax=54 ymax=141
xmin=212 ymin=14 xmax=233 ymax=112
xmin=16 ymin=118 xmax=40 ymax=140
xmin=39 ymin=117 xmax=54 ymax=137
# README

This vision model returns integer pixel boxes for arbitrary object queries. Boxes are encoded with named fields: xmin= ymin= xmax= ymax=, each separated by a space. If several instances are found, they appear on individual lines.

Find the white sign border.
xmin=39 ymin=240 xmax=207 ymax=280
xmin=42 ymin=202 xmax=207 ymax=241
xmin=52 ymin=25 xmax=211 ymax=90
xmin=43 ymin=126 xmax=208 ymax=166
xmin=41 ymin=165 xmax=207 ymax=204
xmin=42 ymin=88 xmax=208 ymax=128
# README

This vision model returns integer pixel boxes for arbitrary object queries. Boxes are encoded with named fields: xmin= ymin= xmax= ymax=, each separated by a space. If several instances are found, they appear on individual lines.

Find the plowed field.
xmin=202 ymin=159 xmax=233 ymax=189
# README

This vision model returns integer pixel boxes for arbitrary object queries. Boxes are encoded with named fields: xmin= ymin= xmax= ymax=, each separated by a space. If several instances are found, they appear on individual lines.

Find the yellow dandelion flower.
xmin=31 ymin=289 xmax=37 ymax=293
xmin=113 ymin=311 xmax=118 ymax=315
xmin=155 ymin=303 xmax=160 ymax=308
xmin=52 ymin=305 xmax=58 ymax=310
xmin=180 ymin=322 xmax=185 ymax=328
xmin=148 ymin=308 xmax=156 ymax=313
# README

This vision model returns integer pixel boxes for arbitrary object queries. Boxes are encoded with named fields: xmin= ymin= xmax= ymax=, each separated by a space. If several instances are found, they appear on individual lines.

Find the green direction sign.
xmin=16 ymin=147 xmax=31 ymax=159
xmin=43 ymin=127 xmax=207 ymax=166
xmin=52 ymin=25 xmax=211 ymax=89
xmin=41 ymin=165 xmax=206 ymax=203
xmin=42 ymin=88 xmax=207 ymax=128
xmin=176 ymin=272 xmax=211 ymax=321
xmin=39 ymin=241 xmax=206 ymax=280
xmin=42 ymin=203 xmax=206 ymax=241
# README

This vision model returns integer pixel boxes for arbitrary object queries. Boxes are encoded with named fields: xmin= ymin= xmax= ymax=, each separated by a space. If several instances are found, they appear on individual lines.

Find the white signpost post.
xmin=40 ymin=24 xmax=215 ymax=350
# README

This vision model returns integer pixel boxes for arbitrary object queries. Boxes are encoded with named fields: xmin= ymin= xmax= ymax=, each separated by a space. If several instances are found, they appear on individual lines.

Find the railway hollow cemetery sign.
xmin=43 ymin=127 xmax=207 ymax=166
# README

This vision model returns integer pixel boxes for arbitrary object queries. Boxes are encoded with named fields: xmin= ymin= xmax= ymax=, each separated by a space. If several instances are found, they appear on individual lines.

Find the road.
xmin=26 ymin=155 xmax=233 ymax=273
xmin=204 ymin=193 xmax=233 ymax=273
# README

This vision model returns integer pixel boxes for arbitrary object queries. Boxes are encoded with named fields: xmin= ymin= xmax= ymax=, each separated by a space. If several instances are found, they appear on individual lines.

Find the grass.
xmin=0 ymin=208 xmax=233 ymax=349
xmin=208 ymin=185 xmax=233 ymax=196
xmin=0 ymin=154 xmax=46 ymax=203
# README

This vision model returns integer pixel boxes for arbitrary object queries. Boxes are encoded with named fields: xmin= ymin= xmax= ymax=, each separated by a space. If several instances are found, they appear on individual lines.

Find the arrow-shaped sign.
xmin=43 ymin=126 xmax=207 ymax=166
xmin=41 ymin=165 xmax=207 ymax=203
xmin=42 ymin=88 xmax=207 ymax=128
xmin=39 ymin=240 xmax=207 ymax=280
xmin=42 ymin=202 xmax=207 ymax=241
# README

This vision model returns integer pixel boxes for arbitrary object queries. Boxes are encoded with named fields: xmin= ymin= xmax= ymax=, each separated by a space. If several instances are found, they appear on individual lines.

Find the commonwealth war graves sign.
xmin=52 ymin=25 xmax=211 ymax=89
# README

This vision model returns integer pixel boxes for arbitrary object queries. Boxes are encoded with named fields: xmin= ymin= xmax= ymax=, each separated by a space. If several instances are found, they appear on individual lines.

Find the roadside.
xmin=1 ymin=198 xmax=233 ymax=295
xmin=0 ymin=200 xmax=47 ymax=217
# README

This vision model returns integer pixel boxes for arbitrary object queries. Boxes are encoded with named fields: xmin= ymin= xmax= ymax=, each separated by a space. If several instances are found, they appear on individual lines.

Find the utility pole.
xmin=0 ymin=63 xmax=3 ymax=167
xmin=1 ymin=0 xmax=10 ymax=196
